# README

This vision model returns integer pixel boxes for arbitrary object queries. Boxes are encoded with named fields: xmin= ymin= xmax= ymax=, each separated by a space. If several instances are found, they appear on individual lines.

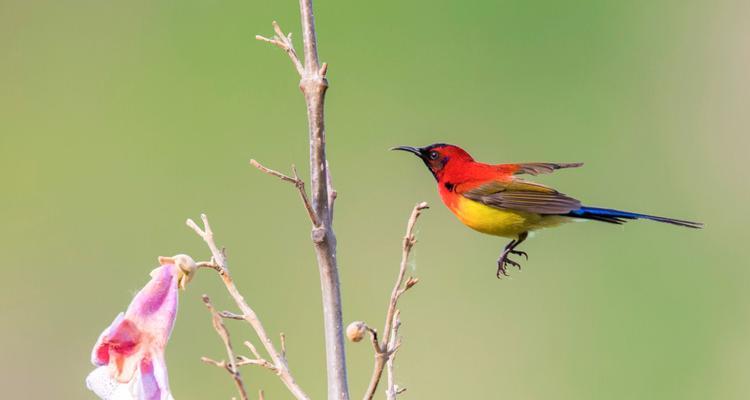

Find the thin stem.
xmin=202 ymin=295 xmax=249 ymax=400
xmin=362 ymin=202 xmax=428 ymax=400
xmin=250 ymin=159 xmax=319 ymax=226
xmin=188 ymin=215 xmax=311 ymax=400
xmin=385 ymin=312 xmax=403 ymax=400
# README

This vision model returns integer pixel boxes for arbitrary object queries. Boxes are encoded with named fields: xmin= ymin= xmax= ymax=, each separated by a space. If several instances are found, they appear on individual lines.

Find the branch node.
xmin=312 ymin=226 xmax=326 ymax=243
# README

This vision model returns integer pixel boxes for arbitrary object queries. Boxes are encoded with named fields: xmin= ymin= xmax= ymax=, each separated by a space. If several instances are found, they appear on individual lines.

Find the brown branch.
xmin=250 ymin=160 xmax=319 ymax=226
xmin=202 ymin=295 xmax=249 ymax=400
xmin=361 ymin=202 xmax=429 ymax=400
xmin=257 ymin=1 xmax=346 ymax=398
xmin=187 ymin=215 xmax=311 ymax=400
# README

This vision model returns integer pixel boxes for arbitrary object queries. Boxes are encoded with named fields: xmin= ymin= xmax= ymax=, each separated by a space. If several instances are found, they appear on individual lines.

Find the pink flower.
xmin=86 ymin=255 xmax=196 ymax=400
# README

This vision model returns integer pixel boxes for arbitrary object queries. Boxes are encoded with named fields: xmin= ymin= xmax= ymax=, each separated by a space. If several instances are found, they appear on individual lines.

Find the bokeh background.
xmin=1 ymin=0 xmax=748 ymax=399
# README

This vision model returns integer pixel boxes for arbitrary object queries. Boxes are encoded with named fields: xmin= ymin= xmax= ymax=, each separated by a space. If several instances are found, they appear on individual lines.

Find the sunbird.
xmin=393 ymin=143 xmax=702 ymax=277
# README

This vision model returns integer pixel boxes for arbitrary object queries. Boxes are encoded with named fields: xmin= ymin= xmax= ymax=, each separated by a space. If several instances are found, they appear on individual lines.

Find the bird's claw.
xmin=496 ymin=255 xmax=522 ymax=278
xmin=510 ymin=250 xmax=528 ymax=260
xmin=496 ymin=263 xmax=509 ymax=278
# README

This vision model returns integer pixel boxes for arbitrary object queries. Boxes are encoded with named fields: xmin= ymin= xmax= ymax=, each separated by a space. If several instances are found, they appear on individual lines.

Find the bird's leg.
xmin=496 ymin=239 xmax=516 ymax=278
xmin=496 ymin=232 xmax=529 ymax=278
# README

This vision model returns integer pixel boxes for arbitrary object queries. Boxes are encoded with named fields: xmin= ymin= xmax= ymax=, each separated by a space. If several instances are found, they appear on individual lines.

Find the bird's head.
xmin=391 ymin=143 xmax=473 ymax=180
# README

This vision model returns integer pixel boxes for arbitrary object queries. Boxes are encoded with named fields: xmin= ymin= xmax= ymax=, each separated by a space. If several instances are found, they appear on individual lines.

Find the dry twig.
xmin=362 ymin=202 xmax=429 ymax=400
xmin=201 ymin=295 xmax=249 ymax=400
xmin=250 ymin=160 xmax=318 ymax=226
xmin=385 ymin=312 xmax=404 ymax=400
xmin=187 ymin=214 xmax=311 ymax=400
xmin=255 ymin=21 xmax=304 ymax=76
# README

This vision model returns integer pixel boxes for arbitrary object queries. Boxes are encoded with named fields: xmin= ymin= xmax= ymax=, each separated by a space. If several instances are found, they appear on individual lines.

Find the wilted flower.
xmin=86 ymin=255 xmax=196 ymax=400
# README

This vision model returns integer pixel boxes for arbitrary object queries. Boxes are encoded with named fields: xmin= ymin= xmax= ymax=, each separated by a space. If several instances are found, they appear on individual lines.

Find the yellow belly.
xmin=452 ymin=196 xmax=569 ymax=238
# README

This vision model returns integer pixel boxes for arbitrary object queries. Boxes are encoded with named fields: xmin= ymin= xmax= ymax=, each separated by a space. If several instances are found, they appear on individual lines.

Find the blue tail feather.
xmin=567 ymin=206 xmax=703 ymax=229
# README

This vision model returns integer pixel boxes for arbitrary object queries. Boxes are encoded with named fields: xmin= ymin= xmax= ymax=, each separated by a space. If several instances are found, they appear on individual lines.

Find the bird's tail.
xmin=567 ymin=206 xmax=703 ymax=228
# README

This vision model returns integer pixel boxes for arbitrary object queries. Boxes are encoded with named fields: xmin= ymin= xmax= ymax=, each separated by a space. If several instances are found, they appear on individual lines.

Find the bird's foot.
xmin=496 ymin=254 xmax=522 ymax=278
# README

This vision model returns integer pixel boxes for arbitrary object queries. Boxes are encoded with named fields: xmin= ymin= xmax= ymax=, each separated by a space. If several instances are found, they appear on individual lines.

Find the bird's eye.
xmin=428 ymin=151 xmax=439 ymax=160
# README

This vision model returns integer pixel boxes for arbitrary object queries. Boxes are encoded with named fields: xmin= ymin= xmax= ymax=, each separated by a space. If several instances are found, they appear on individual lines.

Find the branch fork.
xmin=251 ymin=16 xmax=346 ymax=393
xmin=256 ymin=21 xmax=305 ymax=76
xmin=359 ymin=202 xmax=429 ymax=400
xmin=187 ymin=214 xmax=311 ymax=400
xmin=250 ymin=160 xmax=320 ymax=226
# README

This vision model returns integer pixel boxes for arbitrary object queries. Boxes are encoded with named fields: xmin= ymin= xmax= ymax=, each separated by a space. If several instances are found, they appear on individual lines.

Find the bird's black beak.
xmin=390 ymin=146 xmax=424 ymax=158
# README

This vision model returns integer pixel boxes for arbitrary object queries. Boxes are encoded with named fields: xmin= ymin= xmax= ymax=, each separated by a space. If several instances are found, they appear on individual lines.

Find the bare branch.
xmin=236 ymin=355 xmax=277 ymax=372
xmin=221 ymin=310 xmax=246 ymax=320
xmin=256 ymin=21 xmax=304 ymax=76
xmin=366 ymin=326 xmax=380 ymax=354
xmin=260 ymin=1 xmax=347 ymax=397
xmin=187 ymin=214 xmax=226 ymax=269
xmin=385 ymin=311 xmax=402 ymax=400
xmin=187 ymin=215 xmax=311 ymax=400
xmin=201 ymin=356 xmax=226 ymax=369
xmin=250 ymin=159 xmax=319 ymax=226
xmin=244 ymin=340 xmax=263 ymax=360
xmin=202 ymin=295 xmax=249 ymax=400
xmin=362 ymin=202 xmax=428 ymax=400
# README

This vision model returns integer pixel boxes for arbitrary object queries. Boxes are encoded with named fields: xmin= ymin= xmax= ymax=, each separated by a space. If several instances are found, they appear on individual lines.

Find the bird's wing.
xmin=462 ymin=180 xmax=581 ymax=214
xmin=502 ymin=162 xmax=583 ymax=176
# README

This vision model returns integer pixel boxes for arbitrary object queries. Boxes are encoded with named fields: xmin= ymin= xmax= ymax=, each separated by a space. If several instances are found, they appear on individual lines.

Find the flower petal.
xmin=125 ymin=264 xmax=179 ymax=344
xmin=138 ymin=355 xmax=173 ymax=400
xmin=86 ymin=366 xmax=138 ymax=400
xmin=91 ymin=313 xmax=124 ymax=366
xmin=88 ymin=263 xmax=181 ymax=400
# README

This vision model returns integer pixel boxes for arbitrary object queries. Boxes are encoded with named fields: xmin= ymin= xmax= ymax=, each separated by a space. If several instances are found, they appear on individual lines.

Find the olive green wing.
xmin=462 ymin=180 xmax=581 ymax=215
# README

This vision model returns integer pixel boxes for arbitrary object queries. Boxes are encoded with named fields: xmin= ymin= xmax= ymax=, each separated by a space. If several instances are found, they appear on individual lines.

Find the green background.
xmin=1 ymin=0 xmax=747 ymax=399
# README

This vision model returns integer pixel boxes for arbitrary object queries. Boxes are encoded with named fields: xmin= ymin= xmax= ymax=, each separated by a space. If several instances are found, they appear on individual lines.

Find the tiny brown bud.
xmin=405 ymin=277 xmax=419 ymax=289
xmin=346 ymin=321 xmax=367 ymax=342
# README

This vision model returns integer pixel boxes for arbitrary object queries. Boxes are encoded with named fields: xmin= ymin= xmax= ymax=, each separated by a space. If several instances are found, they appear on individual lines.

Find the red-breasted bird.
xmin=393 ymin=143 xmax=702 ymax=278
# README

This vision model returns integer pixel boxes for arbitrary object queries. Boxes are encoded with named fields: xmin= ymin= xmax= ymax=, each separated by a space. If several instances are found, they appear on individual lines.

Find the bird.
xmin=392 ymin=143 xmax=702 ymax=278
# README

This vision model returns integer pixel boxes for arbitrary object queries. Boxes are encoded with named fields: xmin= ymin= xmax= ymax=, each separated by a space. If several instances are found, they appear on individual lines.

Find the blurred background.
xmin=1 ymin=0 xmax=748 ymax=399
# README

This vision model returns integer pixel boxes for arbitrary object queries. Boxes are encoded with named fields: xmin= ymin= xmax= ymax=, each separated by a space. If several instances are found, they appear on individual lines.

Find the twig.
xmin=385 ymin=312 xmax=402 ymax=400
xmin=187 ymin=215 xmax=311 ymax=400
xmin=244 ymin=340 xmax=263 ymax=360
xmin=255 ymin=21 xmax=305 ymax=76
xmin=202 ymin=295 xmax=249 ymax=400
xmin=236 ymin=355 xmax=277 ymax=371
xmin=362 ymin=202 xmax=429 ymax=400
xmin=257 ymin=1 xmax=347 ymax=398
xmin=250 ymin=160 xmax=319 ymax=226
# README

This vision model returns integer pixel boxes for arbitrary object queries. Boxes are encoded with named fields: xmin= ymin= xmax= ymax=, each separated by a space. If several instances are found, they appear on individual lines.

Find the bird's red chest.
xmin=437 ymin=182 xmax=460 ymax=211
